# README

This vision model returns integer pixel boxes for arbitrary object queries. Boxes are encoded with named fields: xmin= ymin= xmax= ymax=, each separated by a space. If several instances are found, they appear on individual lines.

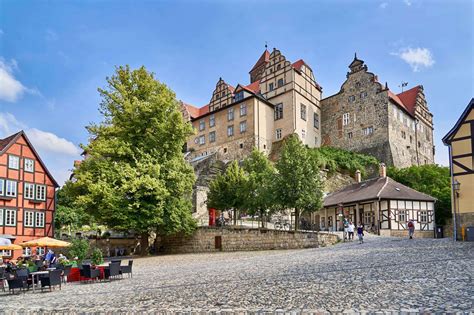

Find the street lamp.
xmin=453 ymin=179 xmax=461 ymax=196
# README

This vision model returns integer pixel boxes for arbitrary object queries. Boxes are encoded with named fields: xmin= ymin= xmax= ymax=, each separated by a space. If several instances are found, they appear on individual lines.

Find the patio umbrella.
xmin=20 ymin=237 xmax=71 ymax=248
xmin=0 ymin=243 xmax=22 ymax=250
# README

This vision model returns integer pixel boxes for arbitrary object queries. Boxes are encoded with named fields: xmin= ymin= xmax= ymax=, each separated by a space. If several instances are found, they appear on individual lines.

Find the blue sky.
xmin=0 ymin=0 xmax=472 ymax=184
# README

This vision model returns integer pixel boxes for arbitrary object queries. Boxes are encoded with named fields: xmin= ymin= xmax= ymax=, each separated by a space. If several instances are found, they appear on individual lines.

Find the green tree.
xmin=72 ymin=65 xmax=196 ymax=255
xmin=242 ymin=149 xmax=276 ymax=227
xmin=67 ymin=238 xmax=90 ymax=264
xmin=387 ymin=164 xmax=451 ymax=225
xmin=207 ymin=161 xmax=247 ymax=225
xmin=274 ymin=135 xmax=324 ymax=230
xmin=55 ymin=183 xmax=90 ymax=236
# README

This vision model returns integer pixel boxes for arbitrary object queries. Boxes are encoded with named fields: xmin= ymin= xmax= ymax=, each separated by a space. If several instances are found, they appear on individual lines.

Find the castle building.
xmin=181 ymin=48 xmax=323 ymax=161
xmin=320 ymin=55 xmax=435 ymax=168
xmin=0 ymin=131 xmax=58 ymax=259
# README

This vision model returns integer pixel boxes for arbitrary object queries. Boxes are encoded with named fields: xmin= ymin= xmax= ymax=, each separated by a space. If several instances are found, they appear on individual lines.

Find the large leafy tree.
xmin=207 ymin=161 xmax=247 ymax=225
xmin=242 ymin=149 xmax=276 ymax=227
xmin=55 ymin=182 xmax=90 ymax=236
xmin=387 ymin=165 xmax=451 ymax=225
xmin=274 ymin=134 xmax=324 ymax=230
xmin=72 ymin=66 xmax=196 ymax=255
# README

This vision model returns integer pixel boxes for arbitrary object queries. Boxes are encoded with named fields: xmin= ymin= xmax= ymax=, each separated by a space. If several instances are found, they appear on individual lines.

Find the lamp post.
xmin=452 ymin=179 xmax=461 ymax=241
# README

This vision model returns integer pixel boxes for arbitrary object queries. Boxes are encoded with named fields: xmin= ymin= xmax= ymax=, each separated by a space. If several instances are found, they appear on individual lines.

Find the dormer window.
xmin=234 ymin=91 xmax=244 ymax=102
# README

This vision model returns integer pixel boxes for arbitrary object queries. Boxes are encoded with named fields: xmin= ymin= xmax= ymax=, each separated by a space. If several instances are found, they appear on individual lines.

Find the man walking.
xmin=357 ymin=223 xmax=364 ymax=244
xmin=348 ymin=221 xmax=355 ymax=241
xmin=408 ymin=219 xmax=415 ymax=239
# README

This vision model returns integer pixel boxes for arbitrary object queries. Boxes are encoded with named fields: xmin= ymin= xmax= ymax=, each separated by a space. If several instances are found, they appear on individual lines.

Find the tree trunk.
xmin=295 ymin=208 xmax=299 ymax=231
xmin=140 ymin=232 xmax=149 ymax=256
xmin=233 ymin=209 xmax=237 ymax=226
xmin=260 ymin=209 xmax=264 ymax=228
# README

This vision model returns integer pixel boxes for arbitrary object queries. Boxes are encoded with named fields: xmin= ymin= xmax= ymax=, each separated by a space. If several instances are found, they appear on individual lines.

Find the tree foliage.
xmin=242 ymin=149 xmax=276 ymax=227
xmin=273 ymin=135 xmax=324 ymax=230
xmin=70 ymin=66 xmax=196 ymax=254
xmin=55 ymin=182 xmax=90 ymax=234
xmin=310 ymin=146 xmax=378 ymax=177
xmin=207 ymin=161 xmax=247 ymax=224
xmin=387 ymin=164 xmax=451 ymax=225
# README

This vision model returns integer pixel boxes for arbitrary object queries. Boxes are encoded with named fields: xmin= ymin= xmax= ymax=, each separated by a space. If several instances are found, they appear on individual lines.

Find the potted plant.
xmin=90 ymin=248 xmax=104 ymax=267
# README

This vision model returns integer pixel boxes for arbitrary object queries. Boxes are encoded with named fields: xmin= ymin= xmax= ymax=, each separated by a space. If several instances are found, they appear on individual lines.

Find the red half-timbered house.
xmin=0 ymin=131 xmax=58 ymax=258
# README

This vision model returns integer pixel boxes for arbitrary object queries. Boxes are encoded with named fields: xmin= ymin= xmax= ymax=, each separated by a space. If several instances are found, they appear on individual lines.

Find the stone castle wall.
xmin=158 ymin=227 xmax=339 ymax=254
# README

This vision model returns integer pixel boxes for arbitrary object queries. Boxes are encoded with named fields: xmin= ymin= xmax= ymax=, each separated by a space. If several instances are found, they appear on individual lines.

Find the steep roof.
xmin=0 ymin=130 xmax=59 ymax=187
xmin=183 ymin=103 xmax=209 ymax=119
xmin=442 ymin=98 xmax=474 ymax=145
xmin=323 ymin=176 xmax=435 ymax=207
xmin=397 ymin=85 xmax=422 ymax=116
xmin=244 ymin=81 xmax=261 ymax=94
xmin=249 ymin=49 xmax=270 ymax=72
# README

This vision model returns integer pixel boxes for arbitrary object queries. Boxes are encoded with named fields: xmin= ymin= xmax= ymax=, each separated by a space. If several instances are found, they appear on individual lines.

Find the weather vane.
xmin=399 ymin=81 xmax=408 ymax=92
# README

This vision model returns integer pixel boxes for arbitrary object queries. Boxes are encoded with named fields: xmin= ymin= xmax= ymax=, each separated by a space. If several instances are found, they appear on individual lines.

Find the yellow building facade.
xmin=442 ymin=98 xmax=474 ymax=241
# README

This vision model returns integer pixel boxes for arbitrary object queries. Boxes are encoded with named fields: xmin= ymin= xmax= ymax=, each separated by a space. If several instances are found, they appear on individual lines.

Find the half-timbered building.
xmin=442 ymin=98 xmax=474 ymax=241
xmin=0 ymin=131 xmax=58 ymax=258
xmin=314 ymin=164 xmax=436 ymax=238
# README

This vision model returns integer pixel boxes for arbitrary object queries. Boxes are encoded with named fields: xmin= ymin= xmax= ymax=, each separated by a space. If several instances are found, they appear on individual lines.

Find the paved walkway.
xmin=2 ymin=235 xmax=473 ymax=313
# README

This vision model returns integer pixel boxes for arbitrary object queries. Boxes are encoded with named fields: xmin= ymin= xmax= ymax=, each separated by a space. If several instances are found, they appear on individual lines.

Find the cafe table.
xmin=30 ymin=271 xmax=49 ymax=292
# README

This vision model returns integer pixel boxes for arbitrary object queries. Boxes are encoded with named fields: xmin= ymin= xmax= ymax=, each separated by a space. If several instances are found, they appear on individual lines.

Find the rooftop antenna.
xmin=399 ymin=81 xmax=408 ymax=92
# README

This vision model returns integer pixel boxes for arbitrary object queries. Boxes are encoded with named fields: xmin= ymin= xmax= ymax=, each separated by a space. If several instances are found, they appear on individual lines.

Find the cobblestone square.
xmin=2 ymin=235 xmax=473 ymax=313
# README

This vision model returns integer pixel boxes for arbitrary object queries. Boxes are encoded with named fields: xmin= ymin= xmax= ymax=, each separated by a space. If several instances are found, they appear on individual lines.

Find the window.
xmin=410 ymin=135 xmax=413 ymax=143
xmin=234 ymin=91 xmax=244 ymax=102
xmin=227 ymin=108 xmax=234 ymax=121
xmin=199 ymin=120 xmax=205 ymax=131
xmin=313 ymin=113 xmax=319 ymax=129
xmin=363 ymin=211 xmax=374 ymax=225
xmin=269 ymin=83 xmax=274 ymax=91
xmin=35 ymin=212 xmax=45 ymax=227
xmin=397 ymin=210 xmax=407 ymax=222
xmin=25 ymin=211 xmax=34 ymax=227
xmin=36 ymin=185 xmax=46 ymax=201
xmin=363 ymin=126 xmax=374 ymax=136
xmin=348 ymin=95 xmax=355 ymax=102
xmin=239 ymin=143 xmax=244 ymax=149
xmin=227 ymin=126 xmax=234 ymax=137
xmin=240 ymin=103 xmax=247 ymax=116
xmin=209 ymin=131 xmax=216 ymax=143
xmin=420 ymin=211 xmax=428 ymax=223
xmin=24 ymin=183 xmax=35 ymax=200
xmin=23 ymin=247 xmax=32 ymax=256
xmin=209 ymin=114 xmax=215 ymax=127
xmin=6 ymin=180 xmax=17 ymax=197
xmin=401 ymin=131 xmax=406 ymax=139
xmin=8 ymin=155 xmax=19 ymax=170
xmin=277 ymin=78 xmax=284 ymax=87
xmin=24 ymin=158 xmax=35 ymax=172
xmin=198 ymin=135 xmax=205 ymax=145
xmin=300 ymin=104 xmax=307 ymax=121
xmin=0 ymin=250 xmax=12 ymax=257
xmin=276 ymin=128 xmax=282 ymax=140
xmin=221 ymin=91 xmax=225 ymax=98
xmin=5 ymin=209 xmax=16 ymax=226
xmin=37 ymin=247 xmax=45 ymax=256
xmin=0 ymin=179 xmax=4 ymax=196
xmin=360 ymin=91 xmax=367 ymax=99
xmin=0 ymin=209 xmax=2 ymax=225
xmin=223 ymin=148 xmax=228 ymax=153
xmin=301 ymin=129 xmax=306 ymax=139
xmin=347 ymin=132 xmax=353 ymax=139
xmin=240 ymin=121 xmax=247 ymax=133
xmin=274 ymin=103 xmax=283 ymax=120
xmin=277 ymin=64 xmax=281 ymax=71
xmin=342 ymin=113 xmax=350 ymax=126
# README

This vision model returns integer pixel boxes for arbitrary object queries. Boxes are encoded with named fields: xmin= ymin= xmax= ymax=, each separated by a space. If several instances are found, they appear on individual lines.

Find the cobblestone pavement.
xmin=1 ymin=235 xmax=473 ymax=313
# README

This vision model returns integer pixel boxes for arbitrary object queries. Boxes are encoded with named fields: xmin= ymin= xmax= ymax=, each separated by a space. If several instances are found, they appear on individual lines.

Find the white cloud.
xmin=380 ymin=2 xmax=388 ymax=9
xmin=0 ymin=112 xmax=80 ymax=184
xmin=0 ymin=59 xmax=27 ymax=102
xmin=391 ymin=47 xmax=435 ymax=72
xmin=404 ymin=0 xmax=412 ymax=6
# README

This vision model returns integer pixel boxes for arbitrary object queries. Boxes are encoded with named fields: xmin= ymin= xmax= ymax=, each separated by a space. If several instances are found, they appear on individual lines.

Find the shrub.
xmin=90 ymin=248 xmax=104 ymax=266
xmin=68 ymin=238 xmax=90 ymax=264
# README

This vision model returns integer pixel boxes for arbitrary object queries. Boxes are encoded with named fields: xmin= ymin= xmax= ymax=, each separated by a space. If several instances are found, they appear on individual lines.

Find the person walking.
xmin=357 ymin=223 xmax=364 ymax=244
xmin=348 ymin=221 xmax=355 ymax=241
xmin=408 ymin=219 xmax=415 ymax=239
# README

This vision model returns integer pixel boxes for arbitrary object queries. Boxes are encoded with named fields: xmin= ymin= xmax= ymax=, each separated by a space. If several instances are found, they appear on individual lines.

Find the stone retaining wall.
xmin=388 ymin=229 xmax=434 ymax=239
xmin=158 ymin=227 xmax=339 ymax=254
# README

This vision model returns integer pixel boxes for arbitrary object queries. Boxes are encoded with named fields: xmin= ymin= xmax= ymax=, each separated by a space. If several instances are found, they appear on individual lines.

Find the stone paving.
xmin=1 ymin=235 xmax=473 ymax=314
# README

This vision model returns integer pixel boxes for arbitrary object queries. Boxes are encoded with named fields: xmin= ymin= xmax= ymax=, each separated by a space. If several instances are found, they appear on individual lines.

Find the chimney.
xmin=379 ymin=163 xmax=387 ymax=178
xmin=355 ymin=170 xmax=361 ymax=183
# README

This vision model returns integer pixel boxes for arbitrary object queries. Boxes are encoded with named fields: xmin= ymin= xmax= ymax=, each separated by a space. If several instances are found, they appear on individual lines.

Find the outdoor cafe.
xmin=0 ymin=237 xmax=133 ymax=294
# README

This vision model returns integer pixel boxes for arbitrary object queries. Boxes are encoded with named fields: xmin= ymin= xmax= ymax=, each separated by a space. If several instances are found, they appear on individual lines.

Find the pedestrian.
xmin=343 ymin=217 xmax=349 ymax=241
xmin=348 ymin=221 xmax=355 ymax=241
xmin=357 ymin=223 xmax=364 ymax=244
xmin=407 ymin=219 xmax=415 ymax=239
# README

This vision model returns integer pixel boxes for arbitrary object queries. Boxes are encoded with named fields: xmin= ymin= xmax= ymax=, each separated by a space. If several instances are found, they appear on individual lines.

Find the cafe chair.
xmin=40 ymin=269 xmax=62 ymax=292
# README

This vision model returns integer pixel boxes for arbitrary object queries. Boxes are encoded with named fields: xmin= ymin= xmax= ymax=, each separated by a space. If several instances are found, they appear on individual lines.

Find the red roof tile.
xmin=388 ymin=90 xmax=413 ymax=117
xmin=250 ymin=49 xmax=270 ymax=72
xmin=245 ymin=81 xmax=261 ymax=94
xmin=292 ymin=59 xmax=306 ymax=71
xmin=397 ymin=85 xmax=421 ymax=116
xmin=184 ymin=103 xmax=209 ymax=119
